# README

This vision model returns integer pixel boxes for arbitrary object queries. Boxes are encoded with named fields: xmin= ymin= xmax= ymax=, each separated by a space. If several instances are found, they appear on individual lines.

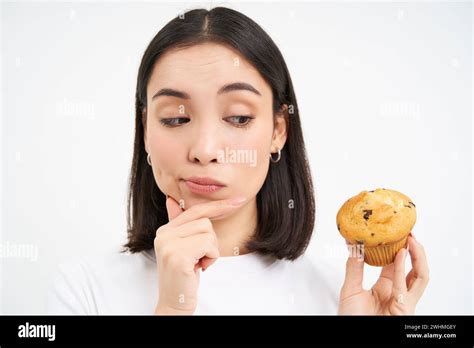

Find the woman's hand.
xmin=154 ymin=195 xmax=246 ymax=315
xmin=338 ymin=234 xmax=429 ymax=315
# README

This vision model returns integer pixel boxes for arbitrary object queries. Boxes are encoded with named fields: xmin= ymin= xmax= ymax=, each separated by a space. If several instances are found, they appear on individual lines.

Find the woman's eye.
xmin=225 ymin=115 xmax=254 ymax=127
xmin=159 ymin=116 xmax=254 ymax=128
xmin=159 ymin=117 xmax=190 ymax=127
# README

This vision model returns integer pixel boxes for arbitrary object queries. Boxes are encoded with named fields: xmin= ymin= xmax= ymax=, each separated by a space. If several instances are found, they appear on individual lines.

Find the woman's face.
xmin=144 ymin=42 xmax=287 ymax=210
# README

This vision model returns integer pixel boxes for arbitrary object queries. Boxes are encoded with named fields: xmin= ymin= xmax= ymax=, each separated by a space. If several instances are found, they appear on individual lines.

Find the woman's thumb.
xmin=341 ymin=244 xmax=365 ymax=298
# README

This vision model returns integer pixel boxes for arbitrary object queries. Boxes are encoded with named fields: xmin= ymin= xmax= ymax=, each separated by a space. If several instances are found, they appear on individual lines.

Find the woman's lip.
xmin=184 ymin=180 xmax=225 ymax=194
xmin=184 ymin=176 xmax=226 ymax=186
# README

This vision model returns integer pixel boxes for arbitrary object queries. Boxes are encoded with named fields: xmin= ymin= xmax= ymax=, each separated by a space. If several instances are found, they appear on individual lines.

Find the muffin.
xmin=336 ymin=188 xmax=416 ymax=266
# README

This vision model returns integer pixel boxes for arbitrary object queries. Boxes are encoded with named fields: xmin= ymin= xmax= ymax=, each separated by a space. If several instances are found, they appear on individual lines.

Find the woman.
xmin=48 ymin=7 xmax=429 ymax=315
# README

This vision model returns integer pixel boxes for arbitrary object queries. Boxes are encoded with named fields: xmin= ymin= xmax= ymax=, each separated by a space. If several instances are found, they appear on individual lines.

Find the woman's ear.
xmin=271 ymin=104 xmax=289 ymax=152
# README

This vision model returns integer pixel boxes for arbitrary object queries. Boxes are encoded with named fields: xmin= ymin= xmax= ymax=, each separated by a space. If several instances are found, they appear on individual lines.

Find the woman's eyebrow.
xmin=151 ymin=82 xmax=261 ymax=102
xmin=152 ymin=88 xmax=190 ymax=101
xmin=218 ymin=82 xmax=261 ymax=96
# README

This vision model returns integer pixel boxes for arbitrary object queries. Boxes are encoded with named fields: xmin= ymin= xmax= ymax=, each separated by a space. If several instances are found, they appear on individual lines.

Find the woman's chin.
xmin=183 ymin=196 xmax=222 ymax=208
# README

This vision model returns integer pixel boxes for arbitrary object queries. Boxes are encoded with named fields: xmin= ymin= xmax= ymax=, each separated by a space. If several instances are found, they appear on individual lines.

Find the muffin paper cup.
xmin=363 ymin=235 xmax=409 ymax=266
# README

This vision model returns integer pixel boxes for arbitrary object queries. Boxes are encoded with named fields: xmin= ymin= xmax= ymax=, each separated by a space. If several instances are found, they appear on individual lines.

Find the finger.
xmin=407 ymin=236 xmax=430 ymax=301
xmin=182 ymin=234 xmax=220 ymax=266
xmin=392 ymin=248 xmax=408 ymax=303
xmin=341 ymin=244 xmax=365 ymax=299
xmin=374 ymin=262 xmax=395 ymax=288
xmin=166 ymin=196 xmax=184 ymax=221
xmin=380 ymin=262 xmax=395 ymax=281
xmin=167 ymin=197 xmax=247 ymax=227
xmin=406 ymin=269 xmax=415 ymax=289
xmin=175 ymin=218 xmax=215 ymax=238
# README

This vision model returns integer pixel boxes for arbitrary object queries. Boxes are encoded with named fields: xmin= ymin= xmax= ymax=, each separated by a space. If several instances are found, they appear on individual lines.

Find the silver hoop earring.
xmin=147 ymin=153 xmax=152 ymax=166
xmin=269 ymin=149 xmax=281 ymax=163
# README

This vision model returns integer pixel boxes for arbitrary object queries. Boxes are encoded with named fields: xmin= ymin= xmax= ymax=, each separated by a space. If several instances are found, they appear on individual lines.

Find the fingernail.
xmin=229 ymin=197 xmax=246 ymax=205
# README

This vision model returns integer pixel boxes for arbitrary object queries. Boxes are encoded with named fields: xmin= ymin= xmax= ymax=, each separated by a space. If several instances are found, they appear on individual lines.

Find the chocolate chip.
xmin=404 ymin=205 xmax=411 ymax=209
xmin=409 ymin=201 xmax=416 ymax=208
xmin=378 ymin=242 xmax=383 ymax=246
xmin=362 ymin=209 xmax=373 ymax=220
xmin=371 ymin=233 xmax=375 ymax=236
xmin=369 ymin=190 xmax=375 ymax=193
xmin=337 ymin=224 xmax=340 ymax=232
xmin=394 ymin=211 xmax=397 ymax=214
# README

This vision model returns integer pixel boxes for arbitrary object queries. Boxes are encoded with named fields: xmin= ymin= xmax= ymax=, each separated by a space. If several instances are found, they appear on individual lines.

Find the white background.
xmin=1 ymin=0 xmax=472 ymax=314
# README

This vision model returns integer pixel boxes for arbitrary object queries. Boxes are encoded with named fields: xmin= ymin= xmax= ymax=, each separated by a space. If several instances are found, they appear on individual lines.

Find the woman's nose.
xmin=188 ymin=122 xmax=222 ymax=165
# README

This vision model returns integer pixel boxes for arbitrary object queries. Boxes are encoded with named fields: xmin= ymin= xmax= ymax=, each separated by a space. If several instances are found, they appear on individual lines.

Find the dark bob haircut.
xmin=123 ymin=7 xmax=315 ymax=261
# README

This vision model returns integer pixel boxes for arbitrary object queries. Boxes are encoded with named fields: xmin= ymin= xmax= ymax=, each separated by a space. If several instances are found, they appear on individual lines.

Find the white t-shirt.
xmin=46 ymin=248 xmax=340 ymax=315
